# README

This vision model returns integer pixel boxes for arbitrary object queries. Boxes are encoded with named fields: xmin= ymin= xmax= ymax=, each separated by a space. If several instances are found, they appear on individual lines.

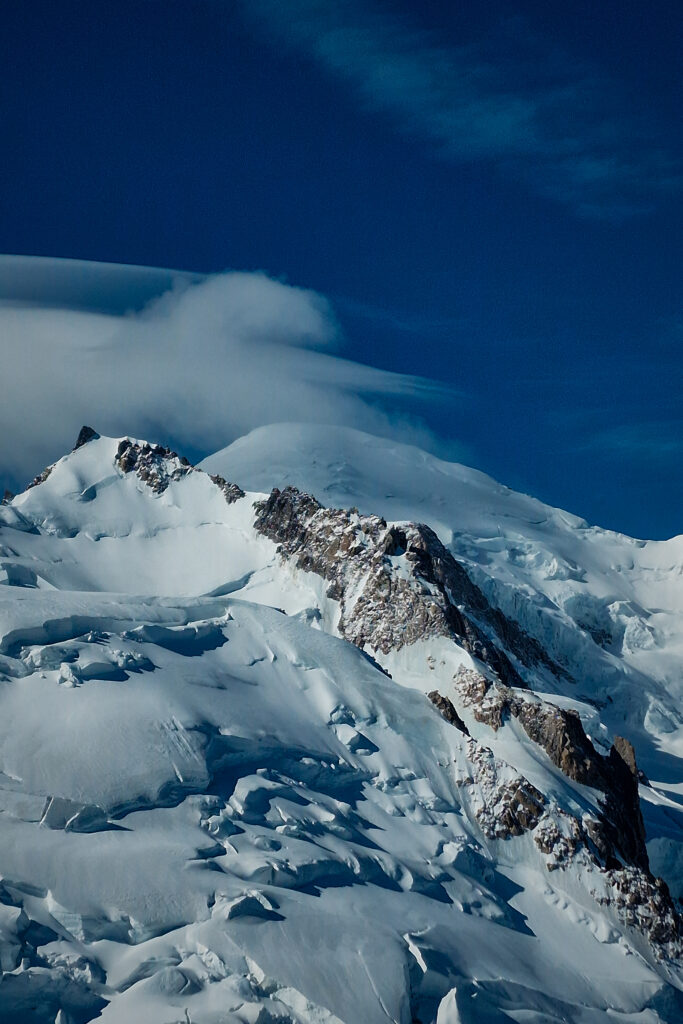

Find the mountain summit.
xmin=0 ymin=425 xmax=681 ymax=1023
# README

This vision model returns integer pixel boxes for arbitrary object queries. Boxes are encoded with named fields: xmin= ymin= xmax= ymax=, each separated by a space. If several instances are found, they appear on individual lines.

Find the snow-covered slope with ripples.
xmin=0 ymin=426 xmax=681 ymax=1023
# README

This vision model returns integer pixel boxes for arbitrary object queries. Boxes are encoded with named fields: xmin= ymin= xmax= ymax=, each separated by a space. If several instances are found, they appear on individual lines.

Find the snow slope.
xmin=203 ymin=424 xmax=683 ymax=886
xmin=0 ymin=427 xmax=681 ymax=1023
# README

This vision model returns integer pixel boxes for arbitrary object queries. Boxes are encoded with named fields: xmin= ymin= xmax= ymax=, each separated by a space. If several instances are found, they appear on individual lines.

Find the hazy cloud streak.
xmin=239 ymin=0 xmax=681 ymax=217
xmin=580 ymin=421 xmax=683 ymax=460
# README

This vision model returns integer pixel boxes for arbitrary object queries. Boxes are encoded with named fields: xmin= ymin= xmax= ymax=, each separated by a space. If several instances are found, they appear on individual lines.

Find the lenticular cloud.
xmin=0 ymin=259 xmax=443 ymax=488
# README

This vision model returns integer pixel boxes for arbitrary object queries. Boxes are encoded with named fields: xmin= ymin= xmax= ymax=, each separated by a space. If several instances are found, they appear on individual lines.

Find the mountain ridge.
xmin=0 ymin=424 xmax=681 ymax=1022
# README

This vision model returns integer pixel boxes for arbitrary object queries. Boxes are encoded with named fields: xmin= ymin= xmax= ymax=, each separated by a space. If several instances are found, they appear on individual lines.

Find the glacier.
xmin=0 ymin=424 xmax=681 ymax=1023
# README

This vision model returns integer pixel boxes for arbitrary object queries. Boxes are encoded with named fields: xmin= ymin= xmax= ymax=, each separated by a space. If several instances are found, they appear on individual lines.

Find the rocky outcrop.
xmin=454 ymin=668 xmax=508 ymax=729
xmin=533 ymin=812 xmax=581 ymax=867
xmin=449 ymin=668 xmax=683 ymax=958
xmin=601 ymin=741 xmax=649 ymax=871
xmin=517 ymin=705 xmax=647 ymax=873
xmin=612 ymin=734 xmax=640 ymax=777
xmin=459 ymin=739 xmax=546 ymax=840
xmin=594 ymin=869 xmax=682 ymax=959
xmin=72 ymin=425 xmax=100 ymax=450
xmin=453 ymin=668 xmax=649 ymax=873
xmin=512 ymin=697 xmax=608 ymax=787
xmin=25 ymin=463 xmax=55 ymax=490
xmin=209 ymin=473 xmax=245 ymax=505
xmin=115 ymin=440 xmax=245 ymax=506
xmin=457 ymin=727 xmax=681 ymax=959
xmin=427 ymin=691 xmax=469 ymax=735
xmin=253 ymin=486 xmax=566 ymax=688
xmin=391 ymin=524 xmax=568 ymax=681
xmin=115 ymin=440 xmax=193 ymax=494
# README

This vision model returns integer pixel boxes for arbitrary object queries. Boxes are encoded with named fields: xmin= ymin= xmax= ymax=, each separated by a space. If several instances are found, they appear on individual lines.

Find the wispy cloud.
xmin=581 ymin=421 xmax=683 ymax=460
xmin=238 ymin=0 xmax=681 ymax=217
xmin=333 ymin=295 xmax=472 ymax=336
xmin=0 ymin=263 xmax=457 ymax=489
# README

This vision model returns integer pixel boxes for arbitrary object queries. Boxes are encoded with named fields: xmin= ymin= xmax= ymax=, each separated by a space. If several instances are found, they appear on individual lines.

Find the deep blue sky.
xmin=1 ymin=1 xmax=681 ymax=537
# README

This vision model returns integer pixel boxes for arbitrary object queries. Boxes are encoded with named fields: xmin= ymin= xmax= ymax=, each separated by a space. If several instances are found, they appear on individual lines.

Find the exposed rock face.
xmin=602 ymin=742 xmax=650 ymax=870
xmin=533 ymin=812 xmax=581 ymax=867
xmin=456 ymin=728 xmax=681 ymax=959
xmin=595 ymin=869 xmax=682 ymax=959
xmin=453 ymin=668 xmax=649 ymax=873
xmin=517 ymin=705 xmax=647 ymax=873
xmin=427 ymin=690 xmax=469 ymax=735
xmin=395 ymin=524 xmax=567 ymax=681
xmin=115 ymin=440 xmax=193 ymax=494
xmin=454 ymin=668 xmax=507 ymax=729
xmin=115 ymin=440 xmax=246 ymax=505
xmin=113 ymin=438 xmax=191 ymax=493
xmin=462 ymin=739 xmax=546 ymax=840
xmin=25 ymin=463 xmax=55 ymax=490
xmin=512 ymin=700 xmax=603 ymax=785
xmin=452 ymin=731 xmax=681 ymax=958
xmin=209 ymin=473 xmax=245 ymax=505
xmin=612 ymin=734 xmax=638 ymax=776
xmin=1 ymin=490 xmax=14 ymax=505
xmin=253 ymin=486 xmax=566 ymax=688
xmin=72 ymin=425 xmax=100 ymax=450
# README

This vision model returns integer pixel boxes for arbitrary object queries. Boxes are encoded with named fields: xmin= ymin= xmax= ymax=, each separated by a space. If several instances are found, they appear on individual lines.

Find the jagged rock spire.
xmin=73 ymin=425 xmax=100 ymax=450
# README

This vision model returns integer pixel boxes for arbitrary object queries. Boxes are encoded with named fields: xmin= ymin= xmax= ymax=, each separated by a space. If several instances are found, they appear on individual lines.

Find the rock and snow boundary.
xmin=0 ymin=426 xmax=681 ymax=1023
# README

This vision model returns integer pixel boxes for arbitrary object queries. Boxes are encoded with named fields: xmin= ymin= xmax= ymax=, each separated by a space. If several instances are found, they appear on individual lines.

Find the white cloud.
xmin=0 ymin=265 xmax=454 ymax=488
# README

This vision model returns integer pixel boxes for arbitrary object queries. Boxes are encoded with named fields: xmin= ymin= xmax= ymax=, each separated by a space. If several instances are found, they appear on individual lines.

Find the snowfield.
xmin=0 ymin=425 xmax=681 ymax=1023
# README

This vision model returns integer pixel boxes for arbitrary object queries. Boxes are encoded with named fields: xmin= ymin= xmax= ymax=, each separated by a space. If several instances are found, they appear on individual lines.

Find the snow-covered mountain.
xmin=0 ymin=424 xmax=681 ymax=1023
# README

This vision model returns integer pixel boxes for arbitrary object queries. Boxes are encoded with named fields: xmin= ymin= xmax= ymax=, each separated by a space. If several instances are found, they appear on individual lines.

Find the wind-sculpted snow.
xmin=0 ymin=428 xmax=681 ymax=1022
